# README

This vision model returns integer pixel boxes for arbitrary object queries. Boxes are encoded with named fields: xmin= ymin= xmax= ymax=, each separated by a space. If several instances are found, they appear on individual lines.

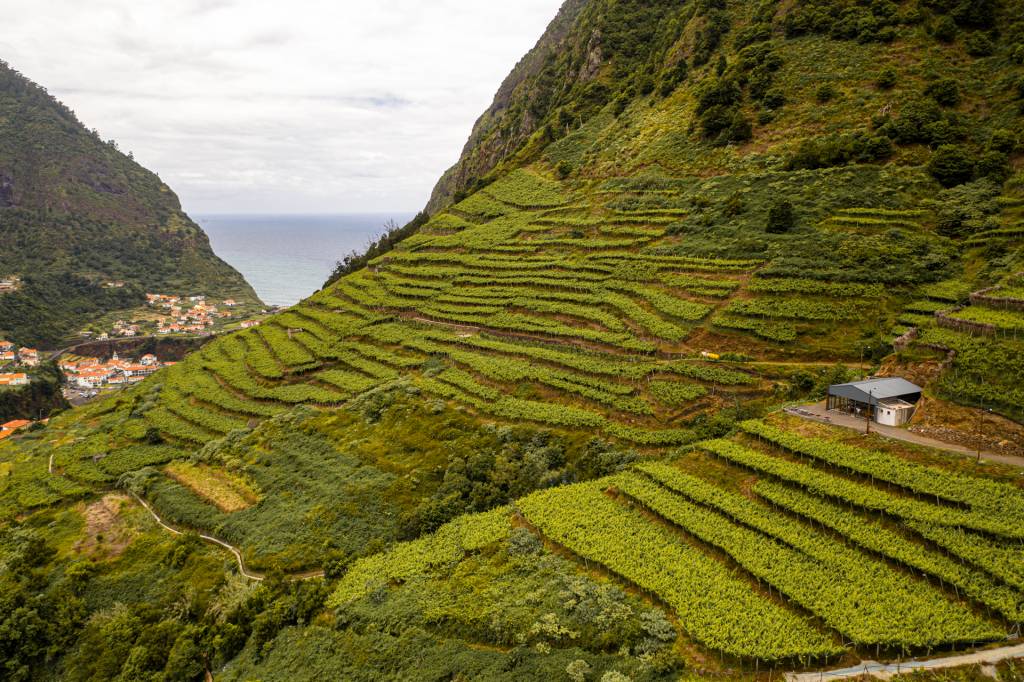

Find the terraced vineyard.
xmin=26 ymin=169 xmax=942 ymax=469
xmin=8 ymin=166 xmax=1022 ymax=528
xmin=326 ymin=418 xmax=1023 ymax=667
xmin=889 ymin=267 xmax=1024 ymax=421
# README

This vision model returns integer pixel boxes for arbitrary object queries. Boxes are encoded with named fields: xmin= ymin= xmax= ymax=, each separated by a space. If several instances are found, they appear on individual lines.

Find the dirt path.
xmin=130 ymin=492 xmax=324 ymax=582
xmin=786 ymin=642 xmax=1024 ymax=681
xmin=786 ymin=403 xmax=1024 ymax=469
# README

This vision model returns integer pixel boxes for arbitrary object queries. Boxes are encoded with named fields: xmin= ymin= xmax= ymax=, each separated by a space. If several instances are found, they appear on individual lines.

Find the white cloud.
xmin=0 ymin=0 xmax=563 ymax=213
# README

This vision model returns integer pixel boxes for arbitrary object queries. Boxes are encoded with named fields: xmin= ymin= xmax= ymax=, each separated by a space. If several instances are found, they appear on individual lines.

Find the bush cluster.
xmin=398 ymin=435 xmax=637 ymax=538
xmin=695 ymin=77 xmax=752 ymax=146
xmin=933 ymin=179 xmax=1003 ymax=238
xmin=693 ymin=41 xmax=785 ymax=147
xmin=692 ymin=0 xmax=732 ymax=67
xmin=326 ymin=211 xmax=428 ymax=286
xmin=767 ymin=200 xmax=796 ymax=234
xmin=783 ymin=0 xmax=902 ymax=43
xmin=924 ymin=78 xmax=960 ymax=107
xmin=875 ymin=97 xmax=970 ymax=147
xmin=788 ymin=131 xmax=893 ymax=170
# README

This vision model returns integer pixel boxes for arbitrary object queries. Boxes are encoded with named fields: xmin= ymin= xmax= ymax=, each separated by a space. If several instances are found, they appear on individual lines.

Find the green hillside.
xmin=3 ymin=0 xmax=1024 ymax=679
xmin=0 ymin=61 xmax=260 ymax=347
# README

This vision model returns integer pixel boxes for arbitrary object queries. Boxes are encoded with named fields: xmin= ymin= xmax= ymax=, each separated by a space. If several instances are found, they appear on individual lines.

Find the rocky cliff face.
xmin=426 ymin=0 xmax=700 ymax=213
xmin=426 ymin=0 xmax=592 ymax=212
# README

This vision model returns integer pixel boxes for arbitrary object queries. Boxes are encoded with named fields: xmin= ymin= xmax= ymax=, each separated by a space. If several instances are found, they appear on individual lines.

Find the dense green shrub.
xmin=965 ymin=31 xmax=995 ymax=56
xmin=933 ymin=16 xmax=958 ymax=42
xmin=816 ymin=84 xmax=838 ymax=103
xmin=783 ymin=0 xmax=903 ymax=42
xmin=734 ymin=22 xmax=772 ymax=49
xmin=878 ymin=98 xmax=968 ymax=146
xmin=924 ymin=78 xmax=961 ymax=107
xmin=757 ymin=88 xmax=784 ymax=110
xmin=766 ymin=200 xmax=796 ymax=234
xmin=989 ymin=129 xmax=1019 ymax=154
xmin=692 ymin=2 xmax=732 ymax=67
xmin=876 ymin=67 xmax=898 ymax=89
xmin=398 ymin=435 xmax=637 ymax=539
xmin=694 ymin=76 xmax=751 ymax=145
xmin=976 ymin=150 xmax=1011 ymax=182
xmin=924 ymin=0 xmax=998 ymax=29
xmin=659 ymin=59 xmax=688 ymax=97
xmin=788 ymin=132 xmax=893 ymax=170
xmin=932 ymin=180 xmax=1003 ymax=238
xmin=928 ymin=145 xmax=975 ymax=187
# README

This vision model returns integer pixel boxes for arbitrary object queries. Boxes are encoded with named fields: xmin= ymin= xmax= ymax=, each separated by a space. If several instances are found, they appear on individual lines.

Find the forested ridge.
xmin=0 ymin=62 xmax=259 ymax=347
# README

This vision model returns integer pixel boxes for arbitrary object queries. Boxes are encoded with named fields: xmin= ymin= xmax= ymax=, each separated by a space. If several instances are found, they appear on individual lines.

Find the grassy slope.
xmin=0 ymin=61 xmax=260 ymax=347
xmin=3 ymin=0 xmax=1024 ymax=679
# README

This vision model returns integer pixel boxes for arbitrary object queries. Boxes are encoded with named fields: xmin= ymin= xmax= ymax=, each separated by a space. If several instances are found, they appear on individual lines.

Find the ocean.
xmin=196 ymin=213 xmax=415 ymax=307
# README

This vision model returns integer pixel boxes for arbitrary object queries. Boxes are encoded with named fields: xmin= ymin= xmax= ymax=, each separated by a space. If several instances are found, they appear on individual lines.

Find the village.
xmin=59 ymin=351 xmax=171 ymax=396
xmin=0 ymin=340 xmax=39 ymax=388
xmin=88 ymin=293 xmax=261 ymax=341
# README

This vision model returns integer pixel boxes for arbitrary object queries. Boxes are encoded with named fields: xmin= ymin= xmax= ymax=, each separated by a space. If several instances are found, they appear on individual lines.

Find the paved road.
xmin=786 ymin=642 xmax=1024 ymax=681
xmin=787 ymin=402 xmax=1024 ymax=469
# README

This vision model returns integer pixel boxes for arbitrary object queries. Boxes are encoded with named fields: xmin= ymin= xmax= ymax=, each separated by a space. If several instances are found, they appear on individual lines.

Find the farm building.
xmin=827 ymin=377 xmax=922 ymax=426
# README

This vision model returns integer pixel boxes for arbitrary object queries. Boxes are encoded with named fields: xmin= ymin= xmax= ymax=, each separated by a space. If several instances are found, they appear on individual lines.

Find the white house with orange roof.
xmin=0 ymin=373 xmax=30 ymax=387
xmin=17 ymin=348 xmax=39 ymax=366
xmin=0 ymin=419 xmax=32 ymax=440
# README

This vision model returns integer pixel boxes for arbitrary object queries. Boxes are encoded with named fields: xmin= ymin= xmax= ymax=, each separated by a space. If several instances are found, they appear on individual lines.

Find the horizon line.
xmin=193 ymin=210 xmax=420 ymax=217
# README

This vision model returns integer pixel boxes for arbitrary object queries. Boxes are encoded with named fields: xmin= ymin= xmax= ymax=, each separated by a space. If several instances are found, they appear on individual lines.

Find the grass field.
xmin=163 ymin=462 xmax=259 ymax=512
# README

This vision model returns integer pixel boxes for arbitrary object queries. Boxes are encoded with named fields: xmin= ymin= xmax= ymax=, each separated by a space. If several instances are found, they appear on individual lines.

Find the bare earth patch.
xmin=74 ymin=493 xmax=134 ymax=558
xmin=909 ymin=395 xmax=1024 ymax=459
xmin=165 ymin=462 xmax=259 ymax=512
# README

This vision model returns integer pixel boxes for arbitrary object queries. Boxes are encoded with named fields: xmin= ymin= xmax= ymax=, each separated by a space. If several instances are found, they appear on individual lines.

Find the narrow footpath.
xmin=130 ymin=492 xmax=324 ymax=582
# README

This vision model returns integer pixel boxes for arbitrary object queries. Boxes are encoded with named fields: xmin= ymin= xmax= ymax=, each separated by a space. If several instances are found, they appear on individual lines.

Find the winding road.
xmin=786 ymin=643 xmax=1024 ymax=681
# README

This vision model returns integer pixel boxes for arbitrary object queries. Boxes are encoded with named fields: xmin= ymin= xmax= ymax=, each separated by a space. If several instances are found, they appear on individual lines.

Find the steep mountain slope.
xmin=0 ymin=61 xmax=260 ymax=346
xmin=3 ymin=1 xmax=1024 ymax=680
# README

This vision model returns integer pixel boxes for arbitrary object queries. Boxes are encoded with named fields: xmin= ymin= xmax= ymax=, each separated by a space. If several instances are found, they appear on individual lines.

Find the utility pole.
xmin=977 ymin=407 xmax=990 ymax=464
xmin=866 ymin=388 xmax=874 ymax=435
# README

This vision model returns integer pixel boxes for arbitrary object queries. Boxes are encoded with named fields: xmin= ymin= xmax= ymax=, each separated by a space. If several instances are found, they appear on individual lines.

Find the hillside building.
xmin=0 ymin=419 xmax=31 ymax=440
xmin=827 ymin=377 xmax=922 ymax=426
xmin=0 ymin=373 xmax=29 ymax=387
xmin=17 ymin=348 xmax=39 ymax=366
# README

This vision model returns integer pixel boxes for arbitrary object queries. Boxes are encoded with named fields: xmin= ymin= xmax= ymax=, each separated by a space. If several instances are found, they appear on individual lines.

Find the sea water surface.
xmin=197 ymin=213 xmax=415 ymax=307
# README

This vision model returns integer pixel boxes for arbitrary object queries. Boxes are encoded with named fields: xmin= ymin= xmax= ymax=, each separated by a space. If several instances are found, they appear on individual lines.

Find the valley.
xmin=2 ymin=0 xmax=1024 ymax=680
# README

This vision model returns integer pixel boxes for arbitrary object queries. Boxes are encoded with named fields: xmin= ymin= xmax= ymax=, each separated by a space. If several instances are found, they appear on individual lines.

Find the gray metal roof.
xmin=828 ymin=377 xmax=922 ymax=405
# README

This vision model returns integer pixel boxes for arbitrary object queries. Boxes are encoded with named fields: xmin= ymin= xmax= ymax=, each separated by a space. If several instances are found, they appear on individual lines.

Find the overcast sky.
xmin=0 ymin=0 xmax=562 ymax=214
